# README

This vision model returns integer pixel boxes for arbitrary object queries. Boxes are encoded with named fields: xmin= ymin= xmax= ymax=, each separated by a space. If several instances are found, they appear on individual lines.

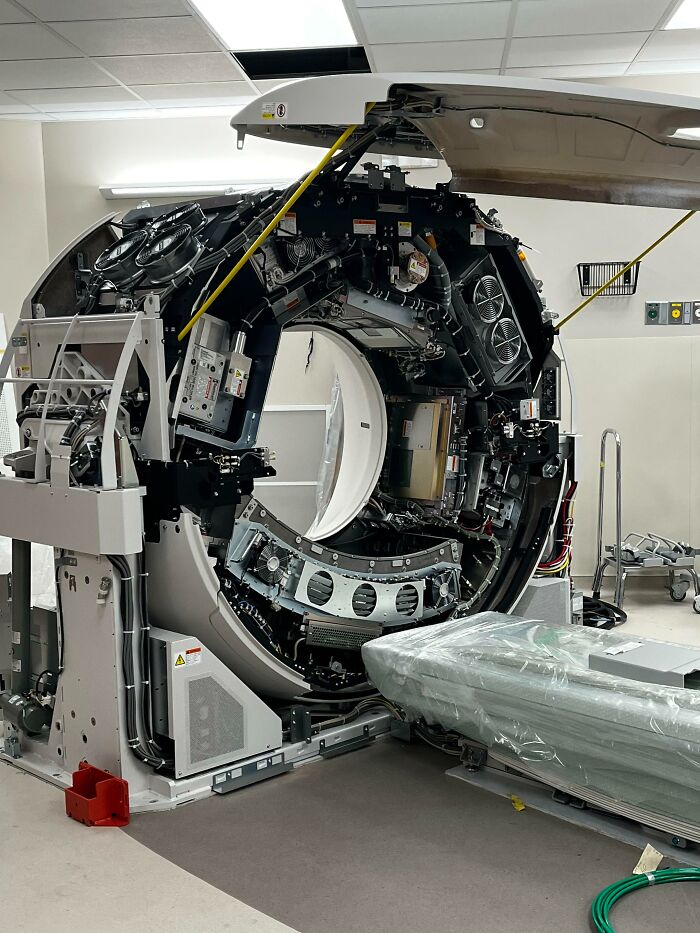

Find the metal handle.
xmin=595 ymin=429 xmax=622 ymax=600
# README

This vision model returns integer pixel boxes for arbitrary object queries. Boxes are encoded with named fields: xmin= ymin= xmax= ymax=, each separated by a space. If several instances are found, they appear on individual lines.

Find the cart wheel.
xmin=670 ymin=585 xmax=687 ymax=602
xmin=694 ymin=596 xmax=700 ymax=615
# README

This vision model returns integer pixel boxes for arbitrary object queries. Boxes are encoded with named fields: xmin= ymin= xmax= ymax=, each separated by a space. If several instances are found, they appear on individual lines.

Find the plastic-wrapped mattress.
xmin=362 ymin=613 xmax=700 ymax=826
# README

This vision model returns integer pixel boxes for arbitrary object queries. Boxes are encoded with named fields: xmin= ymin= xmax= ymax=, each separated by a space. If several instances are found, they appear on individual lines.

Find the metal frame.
xmin=592 ymin=428 xmax=623 ymax=607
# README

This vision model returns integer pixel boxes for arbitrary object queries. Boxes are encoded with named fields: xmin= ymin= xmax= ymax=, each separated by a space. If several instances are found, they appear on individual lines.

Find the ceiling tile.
xmin=20 ymin=0 xmax=188 ymax=18
xmin=50 ymin=16 xmax=218 ymax=56
xmin=638 ymin=29 xmax=700 ymax=61
xmin=132 ymin=81 xmax=252 ymax=106
xmin=0 ymin=58 xmax=116 ymax=89
xmin=0 ymin=111 xmax=48 ymax=119
xmin=513 ymin=0 xmax=669 ymax=37
xmin=0 ymin=22 xmax=77 ymax=59
xmin=95 ymin=51 xmax=242 ymax=85
xmin=0 ymin=88 xmax=35 ymax=111
xmin=360 ymin=1 xmax=510 ymax=43
xmin=505 ymin=62 xmax=630 ymax=78
xmin=356 ymin=0 xmax=504 ymax=5
xmin=508 ymin=32 xmax=647 ymax=67
xmin=627 ymin=59 xmax=700 ymax=75
xmin=51 ymin=108 xmax=162 ymax=121
xmin=9 ymin=85 xmax=143 ymax=111
xmin=0 ymin=0 xmax=31 ymax=23
xmin=372 ymin=38 xmax=504 ymax=70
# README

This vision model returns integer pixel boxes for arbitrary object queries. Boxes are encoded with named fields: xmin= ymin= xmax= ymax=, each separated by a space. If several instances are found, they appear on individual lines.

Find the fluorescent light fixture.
xmin=190 ymin=0 xmax=357 ymax=51
xmin=100 ymin=180 xmax=293 ymax=200
xmin=665 ymin=0 xmax=700 ymax=29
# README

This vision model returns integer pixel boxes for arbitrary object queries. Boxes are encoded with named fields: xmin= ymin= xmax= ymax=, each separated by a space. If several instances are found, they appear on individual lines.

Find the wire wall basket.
xmin=577 ymin=261 xmax=640 ymax=297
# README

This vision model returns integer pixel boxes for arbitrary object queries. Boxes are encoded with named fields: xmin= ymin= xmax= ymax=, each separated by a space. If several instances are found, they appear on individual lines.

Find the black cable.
xmin=582 ymin=595 xmax=627 ymax=629
xmin=55 ymin=549 xmax=66 ymax=672
xmin=108 ymin=555 xmax=173 ymax=770
xmin=34 ymin=669 xmax=56 ymax=697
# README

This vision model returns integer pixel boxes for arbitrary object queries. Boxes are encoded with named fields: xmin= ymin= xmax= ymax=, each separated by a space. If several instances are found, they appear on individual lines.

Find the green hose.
xmin=591 ymin=868 xmax=700 ymax=932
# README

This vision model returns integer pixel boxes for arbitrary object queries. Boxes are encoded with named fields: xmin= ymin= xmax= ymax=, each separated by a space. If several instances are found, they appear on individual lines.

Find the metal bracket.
xmin=3 ymin=727 xmax=21 ymax=759
xmin=319 ymin=724 xmax=372 ymax=759
xmin=211 ymin=753 xmax=291 ymax=795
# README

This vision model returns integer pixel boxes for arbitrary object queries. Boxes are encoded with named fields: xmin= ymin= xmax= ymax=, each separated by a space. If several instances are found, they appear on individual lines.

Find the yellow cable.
xmin=177 ymin=103 xmax=376 ymax=342
xmin=556 ymin=208 xmax=697 ymax=332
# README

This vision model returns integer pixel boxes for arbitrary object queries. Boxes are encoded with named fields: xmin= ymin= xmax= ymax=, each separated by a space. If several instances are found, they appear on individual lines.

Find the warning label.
xmin=175 ymin=647 xmax=202 ymax=668
xmin=353 ymin=218 xmax=377 ymax=236
xmin=469 ymin=224 xmax=485 ymax=245
xmin=279 ymin=212 xmax=297 ymax=235
xmin=261 ymin=101 xmax=288 ymax=120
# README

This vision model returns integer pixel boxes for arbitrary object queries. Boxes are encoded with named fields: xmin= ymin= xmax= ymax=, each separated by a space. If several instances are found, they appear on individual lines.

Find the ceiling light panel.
xmin=190 ymin=0 xmax=357 ymax=50
xmin=665 ymin=0 xmax=700 ymax=29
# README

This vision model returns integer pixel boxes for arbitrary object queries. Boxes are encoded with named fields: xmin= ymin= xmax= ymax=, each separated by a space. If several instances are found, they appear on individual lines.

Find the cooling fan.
xmin=489 ymin=318 xmax=522 ymax=365
xmin=254 ymin=543 xmax=289 ymax=585
xmin=472 ymin=274 xmax=505 ymax=323
xmin=282 ymin=235 xmax=336 ymax=269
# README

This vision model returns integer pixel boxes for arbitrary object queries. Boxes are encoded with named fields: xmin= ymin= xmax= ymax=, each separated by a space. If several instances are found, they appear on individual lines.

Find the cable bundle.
xmin=591 ymin=868 xmax=700 ymax=932
xmin=538 ymin=480 xmax=577 ymax=576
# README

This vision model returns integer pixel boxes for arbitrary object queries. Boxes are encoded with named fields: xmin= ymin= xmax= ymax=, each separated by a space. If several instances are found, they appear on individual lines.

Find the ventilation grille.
xmin=307 ymin=570 xmax=334 ymax=606
xmin=473 ymin=274 xmax=505 ymax=323
xmin=352 ymin=583 xmax=377 ymax=617
xmin=188 ymin=676 xmax=244 ymax=765
xmin=396 ymin=584 xmax=420 ymax=617
xmin=490 ymin=318 xmax=522 ymax=364
xmin=306 ymin=618 xmax=381 ymax=650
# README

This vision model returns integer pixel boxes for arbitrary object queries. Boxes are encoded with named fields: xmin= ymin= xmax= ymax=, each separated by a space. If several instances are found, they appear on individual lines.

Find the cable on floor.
xmin=591 ymin=868 xmax=700 ymax=932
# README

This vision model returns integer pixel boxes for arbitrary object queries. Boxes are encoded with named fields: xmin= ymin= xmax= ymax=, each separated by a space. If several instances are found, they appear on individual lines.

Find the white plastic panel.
xmin=232 ymin=73 xmax=700 ymax=208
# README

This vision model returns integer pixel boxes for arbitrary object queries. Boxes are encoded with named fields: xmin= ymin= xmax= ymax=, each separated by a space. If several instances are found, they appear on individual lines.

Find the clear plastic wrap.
xmin=362 ymin=613 xmax=700 ymax=825
xmin=0 ymin=537 xmax=56 ymax=610
xmin=313 ymin=375 xmax=343 ymax=524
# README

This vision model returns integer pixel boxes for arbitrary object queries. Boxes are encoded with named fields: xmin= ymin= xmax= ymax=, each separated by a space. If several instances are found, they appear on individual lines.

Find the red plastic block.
xmin=65 ymin=761 xmax=130 ymax=827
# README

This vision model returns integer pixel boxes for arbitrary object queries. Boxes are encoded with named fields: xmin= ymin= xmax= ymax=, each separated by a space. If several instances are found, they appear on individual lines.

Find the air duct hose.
xmin=414 ymin=233 xmax=451 ymax=310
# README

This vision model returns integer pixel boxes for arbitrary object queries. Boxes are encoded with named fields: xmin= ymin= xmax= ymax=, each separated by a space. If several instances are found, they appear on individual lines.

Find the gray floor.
xmin=125 ymin=738 xmax=700 ymax=933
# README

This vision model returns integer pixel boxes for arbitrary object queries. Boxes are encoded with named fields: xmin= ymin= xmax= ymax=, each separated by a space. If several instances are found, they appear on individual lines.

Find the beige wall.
xmin=36 ymin=115 xmax=700 ymax=574
xmin=478 ymin=196 xmax=700 ymax=574
xmin=0 ymin=122 xmax=48 ymax=334
xmin=41 ymin=116 xmax=334 ymax=257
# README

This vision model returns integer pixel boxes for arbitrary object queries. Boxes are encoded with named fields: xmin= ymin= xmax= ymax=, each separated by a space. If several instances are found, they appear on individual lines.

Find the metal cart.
xmin=591 ymin=429 xmax=700 ymax=612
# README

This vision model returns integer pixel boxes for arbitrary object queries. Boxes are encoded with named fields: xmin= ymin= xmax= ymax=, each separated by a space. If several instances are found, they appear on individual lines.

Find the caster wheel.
xmin=670 ymin=586 xmax=688 ymax=602
xmin=694 ymin=596 xmax=700 ymax=615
